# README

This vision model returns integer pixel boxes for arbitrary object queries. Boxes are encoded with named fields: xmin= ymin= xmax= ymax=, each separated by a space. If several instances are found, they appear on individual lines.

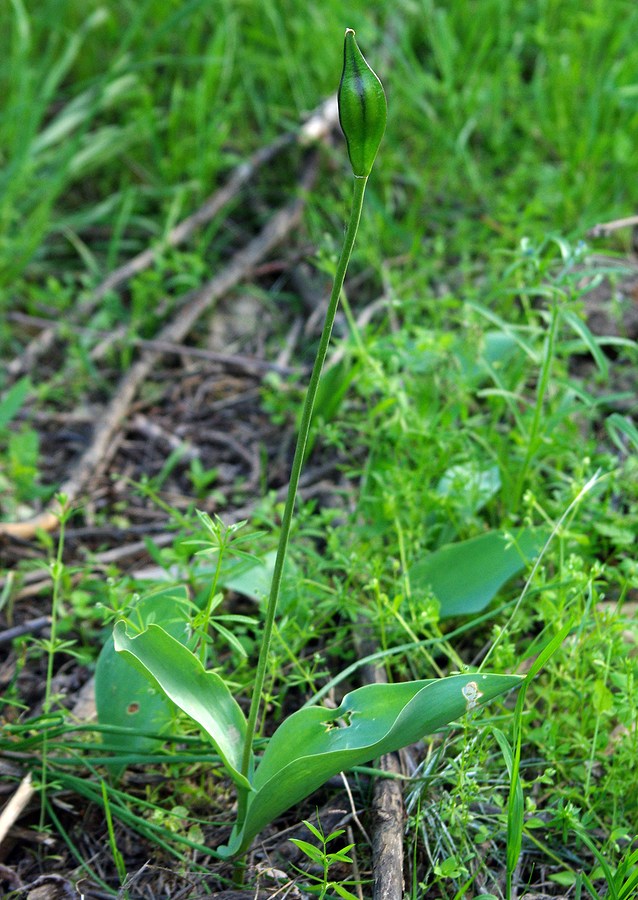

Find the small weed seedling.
xmin=98 ymin=30 xmax=521 ymax=860
xmin=290 ymin=818 xmax=363 ymax=900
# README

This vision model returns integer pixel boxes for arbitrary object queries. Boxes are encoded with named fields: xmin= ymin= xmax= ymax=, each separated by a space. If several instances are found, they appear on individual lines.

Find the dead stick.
xmin=100 ymin=467 xmax=337 ymax=574
xmin=0 ymin=616 xmax=51 ymax=646
xmin=0 ymin=773 xmax=34 ymax=850
xmin=0 ymin=673 xmax=100 ymax=852
xmin=587 ymin=214 xmax=638 ymax=238
xmin=370 ymin=749 xmax=405 ymax=900
xmin=356 ymin=630 xmax=405 ymax=900
xmin=7 ymin=96 xmax=338 ymax=381
xmin=0 ymin=466 xmax=337 ymax=596
xmin=7 ymin=312 xmax=302 ymax=377
xmin=0 ymin=161 xmax=317 ymax=540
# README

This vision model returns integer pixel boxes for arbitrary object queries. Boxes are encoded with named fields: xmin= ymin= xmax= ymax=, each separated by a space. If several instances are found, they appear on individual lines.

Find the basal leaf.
xmin=436 ymin=463 xmax=501 ymax=515
xmin=223 ymin=672 xmax=520 ymax=856
xmin=219 ymin=551 xmax=277 ymax=602
xmin=409 ymin=528 xmax=544 ymax=618
xmin=0 ymin=377 xmax=31 ymax=430
xmin=113 ymin=622 xmax=250 ymax=791
xmin=95 ymin=585 xmax=192 ymax=757
xmin=455 ymin=328 xmax=524 ymax=384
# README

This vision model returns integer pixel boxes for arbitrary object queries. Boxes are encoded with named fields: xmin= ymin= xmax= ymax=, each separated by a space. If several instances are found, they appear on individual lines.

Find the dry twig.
xmin=0 ymin=773 xmax=34 ymax=850
xmin=355 ymin=631 xmax=406 ymax=900
xmin=7 ymin=96 xmax=338 ymax=382
xmin=0 ymin=615 xmax=51 ymax=646
xmin=587 ymin=213 xmax=638 ymax=238
xmin=0 ymin=160 xmax=318 ymax=540
xmin=7 ymin=312 xmax=302 ymax=377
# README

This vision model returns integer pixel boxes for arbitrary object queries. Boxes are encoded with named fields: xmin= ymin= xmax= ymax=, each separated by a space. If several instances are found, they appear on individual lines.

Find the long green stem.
xmin=40 ymin=498 xmax=68 ymax=827
xmin=239 ymin=175 xmax=369 ymax=790
xmin=512 ymin=300 xmax=558 ymax=507
xmin=198 ymin=537 xmax=225 ymax=664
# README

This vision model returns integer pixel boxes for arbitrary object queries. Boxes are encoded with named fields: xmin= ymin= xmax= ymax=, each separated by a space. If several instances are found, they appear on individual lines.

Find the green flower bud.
xmin=338 ymin=28 xmax=387 ymax=178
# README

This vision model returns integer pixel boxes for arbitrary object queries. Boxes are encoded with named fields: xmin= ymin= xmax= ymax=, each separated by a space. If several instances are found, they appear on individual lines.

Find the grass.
xmin=1 ymin=0 xmax=637 ymax=897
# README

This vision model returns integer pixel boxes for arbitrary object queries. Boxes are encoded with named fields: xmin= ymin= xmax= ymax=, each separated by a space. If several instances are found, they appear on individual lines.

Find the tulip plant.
xmin=108 ymin=29 xmax=521 ymax=859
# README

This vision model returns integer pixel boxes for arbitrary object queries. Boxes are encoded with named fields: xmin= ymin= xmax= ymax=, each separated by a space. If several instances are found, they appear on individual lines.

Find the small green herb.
xmin=290 ymin=818 xmax=363 ymax=900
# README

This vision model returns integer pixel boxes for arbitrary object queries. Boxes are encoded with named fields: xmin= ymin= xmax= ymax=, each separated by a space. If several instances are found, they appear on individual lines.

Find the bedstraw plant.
xmin=102 ymin=29 xmax=521 ymax=860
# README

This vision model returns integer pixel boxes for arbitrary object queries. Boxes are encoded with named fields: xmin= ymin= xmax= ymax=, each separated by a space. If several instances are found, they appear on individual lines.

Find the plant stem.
xmin=239 ymin=175 xmax=369 ymax=785
xmin=512 ymin=299 xmax=559 ymax=507
xmin=40 ymin=497 xmax=68 ymax=827
xmin=198 ymin=535 xmax=225 ymax=664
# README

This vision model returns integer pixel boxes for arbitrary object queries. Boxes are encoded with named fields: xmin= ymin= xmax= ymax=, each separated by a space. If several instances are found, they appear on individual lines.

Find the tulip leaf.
xmin=221 ymin=672 xmax=521 ymax=856
xmin=219 ymin=551 xmax=277 ymax=603
xmin=436 ymin=463 xmax=501 ymax=515
xmin=113 ymin=622 xmax=251 ymax=791
xmin=95 ymin=585 xmax=192 ymax=757
xmin=409 ymin=528 xmax=544 ymax=618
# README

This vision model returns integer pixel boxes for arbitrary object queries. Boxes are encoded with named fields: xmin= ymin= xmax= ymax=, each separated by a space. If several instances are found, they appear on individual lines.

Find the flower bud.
xmin=338 ymin=28 xmax=387 ymax=178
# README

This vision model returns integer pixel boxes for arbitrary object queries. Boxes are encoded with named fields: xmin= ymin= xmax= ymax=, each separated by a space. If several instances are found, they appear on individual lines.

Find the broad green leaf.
xmin=409 ymin=529 xmax=543 ymax=618
xmin=219 ymin=551 xmax=312 ymax=620
xmin=436 ymin=463 xmax=501 ymax=514
xmin=95 ymin=586 xmax=192 ymax=757
xmin=223 ymin=672 xmax=521 ymax=856
xmin=112 ymin=622 xmax=250 ymax=791
xmin=219 ymin=551 xmax=277 ymax=602
xmin=0 ymin=377 xmax=31 ymax=430
xmin=455 ymin=328 xmax=526 ymax=384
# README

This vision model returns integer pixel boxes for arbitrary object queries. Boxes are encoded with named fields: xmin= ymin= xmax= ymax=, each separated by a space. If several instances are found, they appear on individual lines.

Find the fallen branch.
xmin=0 ymin=616 xmax=51 ymax=646
xmin=0 ymin=773 xmax=33 ymax=850
xmin=587 ymin=213 xmax=638 ymax=238
xmin=370 ymin=749 xmax=405 ymax=900
xmin=355 ymin=632 xmax=406 ymax=900
xmin=0 ymin=678 xmax=98 ymax=864
xmin=0 ymin=160 xmax=318 ymax=540
xmin=7 ymin=311 xmax=302 ymax=377
xmin=7 ymin=96 xmax=338 ymax=382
